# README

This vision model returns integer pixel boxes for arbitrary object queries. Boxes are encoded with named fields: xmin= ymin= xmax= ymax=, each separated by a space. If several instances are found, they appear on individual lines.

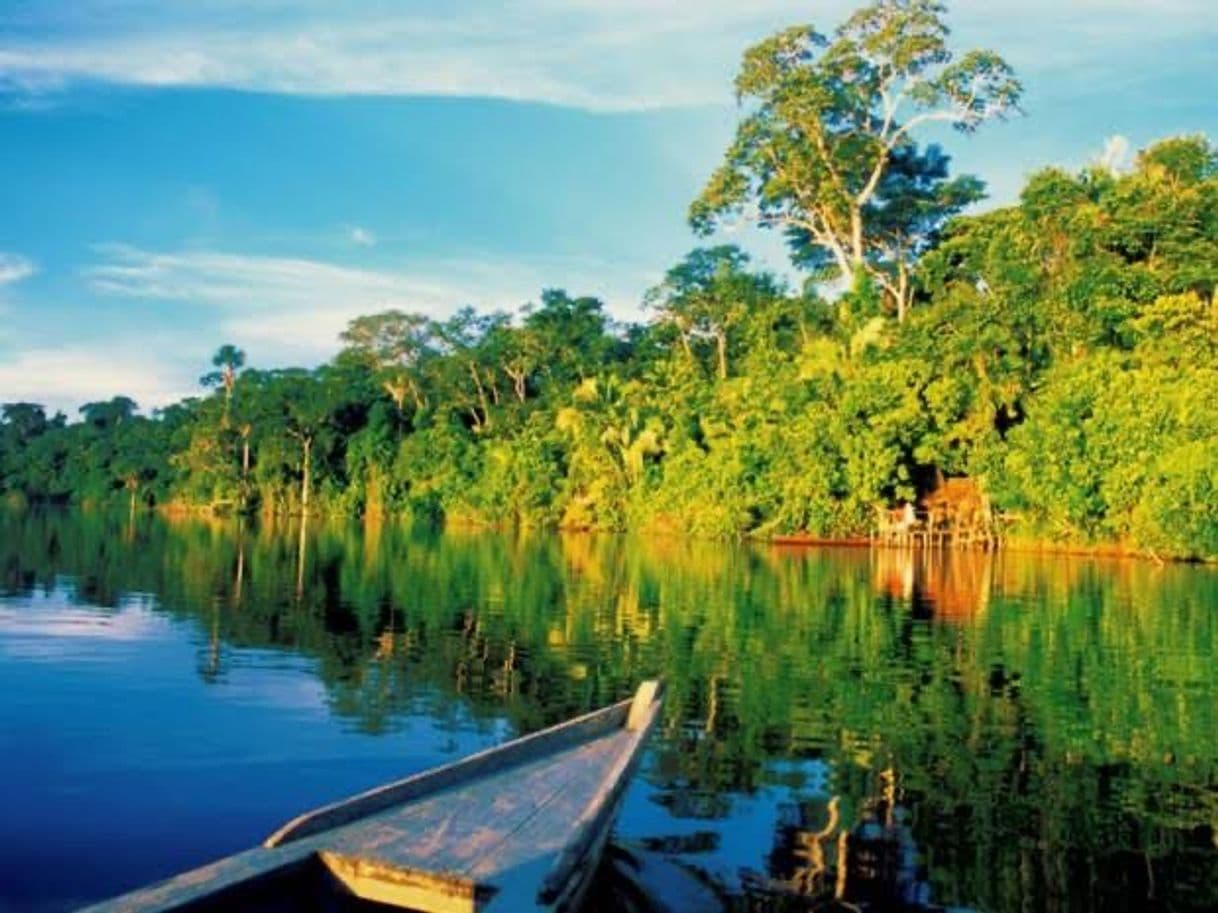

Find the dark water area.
xmin=1 ymin=511 xmax=1216 ymax=913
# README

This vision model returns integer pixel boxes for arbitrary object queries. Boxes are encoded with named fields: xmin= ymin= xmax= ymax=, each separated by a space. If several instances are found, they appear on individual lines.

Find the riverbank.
xmin=765 ymin=530 xmax=1213 ymax=565
xmin=7 ymin=499 xmax=1212 ymax=565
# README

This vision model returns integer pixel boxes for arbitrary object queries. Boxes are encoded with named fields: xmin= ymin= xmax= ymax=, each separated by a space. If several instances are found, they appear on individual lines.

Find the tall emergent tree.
xmin=79 ymin=397 xmax=138 ymax=429
xmin=645 ymin=246 xmax=782 ymax=380
xmin=200 ymin=344 xmax=246 ymax=424
xmin=690 ymin=0 xmax=1021 ymax=321
xmin=1 ymin=403 xmax=49 ymax=441
xmin=260 ymin=369 xmax=342 ymax=514
xmin=340 ymin=311 xmax=435 ymax=417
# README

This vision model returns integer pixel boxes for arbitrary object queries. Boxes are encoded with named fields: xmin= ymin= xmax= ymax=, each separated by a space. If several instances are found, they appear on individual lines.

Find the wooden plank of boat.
xmin=77 ymin=681 xmax=663 ymax=913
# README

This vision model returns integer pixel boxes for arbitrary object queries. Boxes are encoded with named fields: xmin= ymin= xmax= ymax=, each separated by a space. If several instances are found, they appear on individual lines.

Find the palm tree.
xmin=200 ymin=344 xmax=246 ymax=425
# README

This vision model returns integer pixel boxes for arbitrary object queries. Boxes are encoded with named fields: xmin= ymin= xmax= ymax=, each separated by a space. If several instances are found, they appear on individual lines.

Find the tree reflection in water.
xmin=745 ymin=769 xmax=969 ymax=912
xmin=2 ymin=510 xmax=1217 ymax=913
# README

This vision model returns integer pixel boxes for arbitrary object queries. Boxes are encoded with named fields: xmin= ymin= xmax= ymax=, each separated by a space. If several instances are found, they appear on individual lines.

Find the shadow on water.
xmin=1 ymin=510 xmax=1217 ymax=913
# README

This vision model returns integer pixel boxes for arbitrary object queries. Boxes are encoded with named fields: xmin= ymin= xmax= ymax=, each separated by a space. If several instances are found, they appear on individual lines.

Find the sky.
xmin=0 ymin=0 xmax=1215 ymax=416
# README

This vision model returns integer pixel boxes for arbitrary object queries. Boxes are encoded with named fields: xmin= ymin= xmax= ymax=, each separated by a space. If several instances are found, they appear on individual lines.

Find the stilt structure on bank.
xmin=874 ymin=478 xmax=1008 ymax=550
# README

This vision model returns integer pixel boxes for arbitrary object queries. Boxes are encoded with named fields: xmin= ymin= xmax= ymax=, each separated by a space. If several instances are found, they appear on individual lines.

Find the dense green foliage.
xmin=1 ymin=4 xmax=1216 ymax=559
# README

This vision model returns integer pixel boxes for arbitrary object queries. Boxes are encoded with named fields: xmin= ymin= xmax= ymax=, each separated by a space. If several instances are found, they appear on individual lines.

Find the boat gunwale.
xmin=538 ymin=681 xmax=663 ymax=907
xmin=75 ymin=683 xmax=664 ymax=913
xmin=265 ymin=695 xmax=633 ymax=848
xmin=76 ymin=845 xmax=317 ymax=913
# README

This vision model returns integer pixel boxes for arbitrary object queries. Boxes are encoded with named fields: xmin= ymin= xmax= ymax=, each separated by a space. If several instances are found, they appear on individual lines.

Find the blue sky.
xmin=1 ymin=0 xmax=1215 ymax=416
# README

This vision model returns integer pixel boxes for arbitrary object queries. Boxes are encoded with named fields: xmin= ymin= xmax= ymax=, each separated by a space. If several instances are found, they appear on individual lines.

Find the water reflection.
xmin=871 ymin=548 xmax=994 ymax=623
xmin=1 ymin=511 xmax=1217 ymax=913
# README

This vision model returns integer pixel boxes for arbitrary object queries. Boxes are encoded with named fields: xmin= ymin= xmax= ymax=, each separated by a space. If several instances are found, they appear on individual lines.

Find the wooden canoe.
xmin=78 ymin=681 xmax=664 ymax=913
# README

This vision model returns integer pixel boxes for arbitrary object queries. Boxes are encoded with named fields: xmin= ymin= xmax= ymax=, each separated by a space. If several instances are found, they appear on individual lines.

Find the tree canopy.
xmin=689 ymin=0 xmax=1019 ymax=320
xmin=0 ymin=6 xmax=1214 ymax=560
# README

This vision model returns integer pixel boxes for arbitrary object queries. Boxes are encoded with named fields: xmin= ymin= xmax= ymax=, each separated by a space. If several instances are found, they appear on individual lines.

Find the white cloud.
xmin=86 ymin=244 xmax=451 ymax=309
xmin=0 ymin=244 xmax=651 ymax=415
xmin=0 ymin=252 xmax=36 ymax=285
xmin=83 ymin=244 xmax=646 ymax=364
xmin=0 ymin=343 xmax=194 ymax=416
xmin=6 ymin=0 xmax=1207 ymax=111
xmin=0 ymin=14 xmax=722 ymax=111
xmin=347 ymin=225 xmax=377 ymax=247
xmin=85 ymin=245 xmax=466 ymax=360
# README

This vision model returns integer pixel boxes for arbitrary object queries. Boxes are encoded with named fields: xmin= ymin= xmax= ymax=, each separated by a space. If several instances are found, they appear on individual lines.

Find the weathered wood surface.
xmin=267 ymin=697 xmax=629 ymax=847
xmin=77 ymin=681 xmax=663 ymax=913
xmin=539 ymin=682 xmax=662 ymax=908
xmin=316 ymin=728 xmax=633 ymax=910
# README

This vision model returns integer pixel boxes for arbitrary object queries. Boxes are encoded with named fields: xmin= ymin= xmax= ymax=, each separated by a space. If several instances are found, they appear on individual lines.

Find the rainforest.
xmin=2 ymin=3 xmax=1217 ymax=561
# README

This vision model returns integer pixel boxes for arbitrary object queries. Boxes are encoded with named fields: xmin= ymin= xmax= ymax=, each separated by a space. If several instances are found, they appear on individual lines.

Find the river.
xmin=1 ymin=511 xmax=1215 ymax=912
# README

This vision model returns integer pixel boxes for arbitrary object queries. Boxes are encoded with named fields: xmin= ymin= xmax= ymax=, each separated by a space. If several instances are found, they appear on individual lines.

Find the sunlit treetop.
xmin=690 ymin=0 xmax=1021 ymax=321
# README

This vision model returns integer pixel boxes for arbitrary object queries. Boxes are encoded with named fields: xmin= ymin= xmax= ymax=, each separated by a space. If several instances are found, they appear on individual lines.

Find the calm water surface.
xmin=1 ymin=512 xmax=1216 ymax=913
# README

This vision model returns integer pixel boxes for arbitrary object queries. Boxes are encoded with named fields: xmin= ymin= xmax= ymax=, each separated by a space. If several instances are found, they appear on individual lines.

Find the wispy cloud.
xmin=86 ymin=245 xmax=468 ymax=360
xmin=0 ymin=252 xmax=35 ymax=285
xmin=7 ymin=1 xmax=1208 ymax=111
xmin=84 ymin=244 xmax=646 ymax=363
xmin=0 ymin=244 xmax=649 ymax=415
xmin=0 ymin=7 xmax=732 ymax=111
xmin=0 ymin=343 xmax=194 ymax=415
xmin=86 ymin=244 xmax=452 ymax=309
